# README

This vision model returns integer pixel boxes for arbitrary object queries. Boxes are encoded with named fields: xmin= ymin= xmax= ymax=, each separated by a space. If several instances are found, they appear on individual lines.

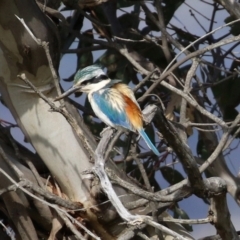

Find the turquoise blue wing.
xmin=92 ymin=91 xmax=159 ymax=156
xmin=92 ymin=91 xmax=133 ymax=131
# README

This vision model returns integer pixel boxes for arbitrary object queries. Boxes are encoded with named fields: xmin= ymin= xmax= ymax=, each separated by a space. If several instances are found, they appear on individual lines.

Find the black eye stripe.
xmin=83 ymin=74 xmax=108 ymax=85
xmin=92 ymin=74 xmax=108 ymax=83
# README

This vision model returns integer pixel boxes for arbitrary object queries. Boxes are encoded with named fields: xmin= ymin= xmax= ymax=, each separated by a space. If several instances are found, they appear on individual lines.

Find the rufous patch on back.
xmin=122 ymin=94 xmax=143 ymax=130
xmin=113 ymin=83 xmax=132 ymax=95
xmin=113 ymin=83 xmax=140 ymax=105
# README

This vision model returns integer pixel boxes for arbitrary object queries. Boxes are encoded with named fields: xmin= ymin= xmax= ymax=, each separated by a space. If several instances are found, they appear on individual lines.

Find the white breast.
xmin=88 ymin=92 xmax=115 ymax=127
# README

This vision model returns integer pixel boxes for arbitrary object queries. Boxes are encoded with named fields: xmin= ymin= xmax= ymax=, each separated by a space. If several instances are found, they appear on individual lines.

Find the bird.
xmin=55 ymin=65 xmax=160 ymax=156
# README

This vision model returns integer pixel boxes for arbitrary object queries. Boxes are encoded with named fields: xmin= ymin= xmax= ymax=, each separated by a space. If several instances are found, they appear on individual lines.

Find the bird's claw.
xmin=100 ymin=126 xmax=112 ymax=137
xmin=128 ymin=218 xmax=144 ymax=226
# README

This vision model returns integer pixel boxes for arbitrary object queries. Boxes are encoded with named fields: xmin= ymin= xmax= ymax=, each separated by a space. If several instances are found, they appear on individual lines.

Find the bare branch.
xmin=15 ymin=15 xmax=61 ymax=96
xmin=107 ymin=168 xmax=191 ymax=202
xmin=0 ymin=145 xmax=24 ymax=180
xmin=179 ymin=59 xmax=199 ymax=142
xmin=94 ymin=128 xmax=141 ymax=222
xmin=56 ymin=209 xmax=85 ymax=240
xmin=161 ymin=217 xmax=211 ymax=225
xmin=0 ymin=168 xmax=100 ymax=240
xmin=17 ymin=73 xmax=95 ymax=158
xmin=154 ymin=108 xmax=205 ymax=194
xmin=209 ymin=179 xmax=239 ymax=239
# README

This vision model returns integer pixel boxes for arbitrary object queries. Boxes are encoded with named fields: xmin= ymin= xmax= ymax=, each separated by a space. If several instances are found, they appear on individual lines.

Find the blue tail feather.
xmin=138 ymin=129 xmax=160 ymax=156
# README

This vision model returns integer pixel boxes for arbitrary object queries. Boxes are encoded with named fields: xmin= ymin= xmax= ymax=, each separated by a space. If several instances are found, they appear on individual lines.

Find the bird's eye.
xmin=92 ymin=74 xmax=108 ymax=83
xmin=81 ymin=74 xmax=108 ymax=86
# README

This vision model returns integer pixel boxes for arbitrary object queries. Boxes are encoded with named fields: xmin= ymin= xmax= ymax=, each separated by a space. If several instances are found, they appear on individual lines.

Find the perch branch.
xmin=94 ymin=128 xmax=140 ymax=222
xmin=96 ymin=129 xmax=188 ymax=239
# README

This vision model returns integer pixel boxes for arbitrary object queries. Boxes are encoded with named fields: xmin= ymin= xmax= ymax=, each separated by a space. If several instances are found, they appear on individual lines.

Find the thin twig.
xmin=0 ymin=220 xmax=15 ymax=240
xmin=200 ymin=113 xmax=240 ymax=173
xmin=133 ymin=68 xmax=159 ymax=92
xmin=62 ymin=45 xmax=106 ymax=54
xmin=155 ymin=0 xmax=172 ymax=63
xmin=179 ymin=59 xmax=199 ymax=142
xmin=134 ymin=157 xmax=159 ymax=223
xmin=0 ymin=168 xmax=100 ymax=240
xmin=149 ymin=33 xmax=240 ymax=94
xmin=56 ymin=209 xmax=85 ymax=240
xmin=106 ymin=168 xmax=190 ymax=202
xmin=162 ymin=17 xmax=240 ymax=75
xmin=137 ymin=232 xmax=151 ymax=240
xmin=5 ymin=131 xmax=45 ymax=188
xmin=159 ymin=81 xmax=227 ymax=128
xmin=0 ymin=178 xmax=83 ymax=210
xmin=143 ymin=218 xmax=188 ymax=240
xmin=161 ymin=217 xmax=211 ymax=224
xmin=15 ymin=15 xmax=61 ymax=96
xmin=0 ymin=145 xmax=24 ymax=180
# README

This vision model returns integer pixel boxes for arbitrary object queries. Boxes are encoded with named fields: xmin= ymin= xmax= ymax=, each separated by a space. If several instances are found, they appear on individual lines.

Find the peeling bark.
xmin=0 ymin=0 xmax=93 ymax=201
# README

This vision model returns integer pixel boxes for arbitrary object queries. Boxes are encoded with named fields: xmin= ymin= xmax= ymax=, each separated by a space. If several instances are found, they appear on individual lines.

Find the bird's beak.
xmin=54 ymin=85 xmax=81 ymax=101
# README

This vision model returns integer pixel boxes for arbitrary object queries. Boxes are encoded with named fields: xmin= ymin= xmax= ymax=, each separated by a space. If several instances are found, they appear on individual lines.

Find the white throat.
xmin=80 ymin=79 xmax=111 ymax=93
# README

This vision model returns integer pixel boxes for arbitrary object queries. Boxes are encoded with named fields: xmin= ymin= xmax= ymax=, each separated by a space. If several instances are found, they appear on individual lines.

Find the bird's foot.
xmin=127 ymin=215 xmax=152 ymax=226
xmin=100 ymin=126 xmax=112 ymax=137
xmin=128 ymin=218 xmax=144 ymax=226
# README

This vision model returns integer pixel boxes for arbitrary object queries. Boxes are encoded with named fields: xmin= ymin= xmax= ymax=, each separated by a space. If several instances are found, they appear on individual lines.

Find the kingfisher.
xmin=55 ymin=65 xmax=160 ymax=156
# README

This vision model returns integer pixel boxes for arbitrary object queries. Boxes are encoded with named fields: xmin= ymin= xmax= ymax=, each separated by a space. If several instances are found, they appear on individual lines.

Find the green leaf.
xmin=196 ymin=139 xmax=211 ymax=160
xmin=96 ymin=49 xmax=121 ymax=68
xmin=212 ymin=59 xmax=240 ymax=116
xmin=162 ymin=0 xmax=185 ymax=25
xmin=118 ymin=12 xmax=139 ymax=30
xmin=174 ymin=207 xmax=193 ymax=232
xmin=160 ymin=166 xmax=184 ymax=185
xmin=212 ymin=77 xmax=240 ymax=116
xmin=139 ymin=42 xmax=169 ymax=68
xmin=95 ymin=49 xmax=137 ymax=84
xmin=145 ymin=12 xmax=160 ymax=32
xmin=117 ymin=0 xmax=139 ymax=8
xmin=211 ymin=69 xmax=240 ymax=137
xmin=173 ymin=25 xmax=199 ymax=43
xmin=225 ymin=16 xmax=240 ymax=36
xmin=145 ymin=0 xmax=185 ymax=31
xmin=77 ymin=30 xmax=93 ymax=69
